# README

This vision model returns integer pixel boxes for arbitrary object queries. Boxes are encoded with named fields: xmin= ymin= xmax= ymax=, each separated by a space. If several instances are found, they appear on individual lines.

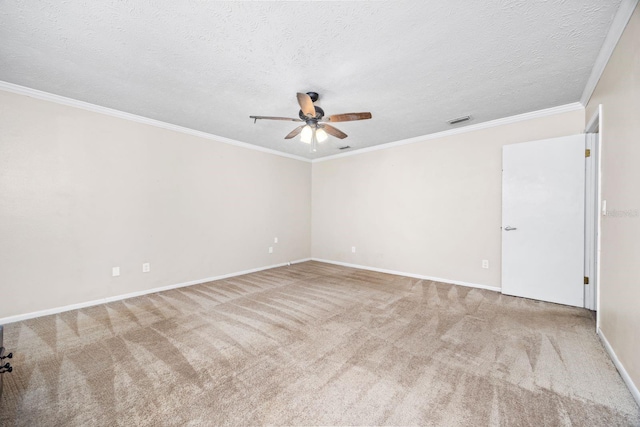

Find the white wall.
xmin=586 ymin=3 xmax=640 ymax=398
xmin=312 ymin=109 xmax=584 ymax=288
xmin=0 ymin=90 xmax=311 ymax=319
xmin=1 ymin=21 xmax=637 ymax=396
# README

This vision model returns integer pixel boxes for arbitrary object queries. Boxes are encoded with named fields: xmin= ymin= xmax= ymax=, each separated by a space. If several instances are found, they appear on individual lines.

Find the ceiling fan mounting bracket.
xmin=306 ymin=92 xmax=319 ymax=102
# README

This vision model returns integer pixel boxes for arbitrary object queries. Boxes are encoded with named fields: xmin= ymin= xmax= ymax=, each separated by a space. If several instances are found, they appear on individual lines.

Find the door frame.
xmin=585 ymin=105 xmax=603 ymax=327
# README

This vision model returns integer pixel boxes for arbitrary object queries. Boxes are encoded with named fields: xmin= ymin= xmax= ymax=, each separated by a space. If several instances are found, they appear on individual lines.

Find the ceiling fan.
xmin=250 ymin=92 xmax=372 ymax=152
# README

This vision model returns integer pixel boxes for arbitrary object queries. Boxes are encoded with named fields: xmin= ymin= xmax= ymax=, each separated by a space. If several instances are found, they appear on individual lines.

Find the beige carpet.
xmin=0 ymin=261 xmax=638 ymax=426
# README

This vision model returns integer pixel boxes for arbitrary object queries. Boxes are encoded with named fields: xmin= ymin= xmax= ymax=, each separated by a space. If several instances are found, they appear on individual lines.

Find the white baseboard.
xmin=311 ymin=258 xmax=501 ymax=292
xmin=597 ymin=328 xmax=640 ymax=407
xmin=0 ymin=258 xmax=311 ymax=325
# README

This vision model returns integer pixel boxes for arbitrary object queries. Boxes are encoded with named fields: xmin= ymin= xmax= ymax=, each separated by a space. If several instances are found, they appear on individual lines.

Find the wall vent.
xmin=338 ymin=146 xmax=351 ymax=150
xmin=448 ymin=115 xmax=472 ymax=125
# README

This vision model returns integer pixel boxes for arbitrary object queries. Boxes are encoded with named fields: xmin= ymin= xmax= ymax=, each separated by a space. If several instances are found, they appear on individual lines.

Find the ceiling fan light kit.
xmin=300 ymin=125 xmax=313 ymax=143
xmin=250 ymin=92 xmax=372 ymax=153
xmin=315 ymin=127 xmax=328 ymax=142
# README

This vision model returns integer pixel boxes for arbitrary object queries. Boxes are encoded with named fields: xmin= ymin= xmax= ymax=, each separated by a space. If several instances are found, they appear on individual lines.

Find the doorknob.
xmin=504 ymin=226 xmax=517 ymax=231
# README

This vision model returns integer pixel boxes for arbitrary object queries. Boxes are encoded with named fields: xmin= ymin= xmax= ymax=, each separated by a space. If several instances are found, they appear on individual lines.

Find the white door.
xmin=502 ymin=134 xmax=585 ymax=307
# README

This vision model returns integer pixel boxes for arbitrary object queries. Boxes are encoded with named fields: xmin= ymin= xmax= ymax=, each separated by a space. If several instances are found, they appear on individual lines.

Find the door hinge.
xmin=584 ymin=276 xmax=589 ymax=285
xmin=585 ymin=149 xmax=591 ymax=158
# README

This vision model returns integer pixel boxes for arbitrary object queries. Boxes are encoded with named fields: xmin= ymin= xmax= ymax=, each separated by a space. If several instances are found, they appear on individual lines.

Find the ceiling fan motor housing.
xmin=299 ymin=106 xmax=325 ymax=122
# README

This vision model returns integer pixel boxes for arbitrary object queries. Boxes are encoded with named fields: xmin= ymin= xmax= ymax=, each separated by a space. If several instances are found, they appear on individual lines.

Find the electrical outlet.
xmin=112 ymin=267 xmax=120 ymax=277
xmin=482 ymin=260 xmax=489 ymax=269
xmin=352 ymin=246 xmax=356 ymax=253
xmin=274 ymin=237 xmax=278 ymax=243
xmin=142 ymin=263 xmax=150 ymax=273
xmin=268 ymin=247 xmax=273 ymax=254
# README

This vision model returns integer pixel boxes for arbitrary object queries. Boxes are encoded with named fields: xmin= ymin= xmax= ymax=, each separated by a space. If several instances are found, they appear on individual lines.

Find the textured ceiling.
xmin=0 ymin=1 xmax=622 ymax=159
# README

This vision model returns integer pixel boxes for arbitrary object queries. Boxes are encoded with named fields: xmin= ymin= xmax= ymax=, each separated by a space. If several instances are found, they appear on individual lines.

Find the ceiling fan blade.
xmin=284 ymin=125 xmax=305 ymax=139
xmin=250 ymin=116 xmax=302 ymax=122
xmin=297 ymin=93 xmax=316 ymax=117
xmin=322 ymin=124 xmax=348 ymax=139
xmin=326 ymin=112 xmax=372 ymax=122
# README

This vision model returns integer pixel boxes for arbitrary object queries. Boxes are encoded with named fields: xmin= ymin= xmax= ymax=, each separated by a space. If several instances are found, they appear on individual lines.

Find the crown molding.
xmin=0 ymin=80 xmax=585 ymax=164
xmin=312 ymin=102 xmax=584 ymax=163
xmin=3 ymin=0 xmax=632 ymax=166
xmin=580 ymin=0 xmax=639 ymax=106
xmin=0 ymin=81 xmax=312 ymax=163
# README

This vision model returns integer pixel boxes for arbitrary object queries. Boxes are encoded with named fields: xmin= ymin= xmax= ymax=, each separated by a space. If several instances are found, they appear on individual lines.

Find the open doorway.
xmin=585 ymin=105 xmax=602 ymax=324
